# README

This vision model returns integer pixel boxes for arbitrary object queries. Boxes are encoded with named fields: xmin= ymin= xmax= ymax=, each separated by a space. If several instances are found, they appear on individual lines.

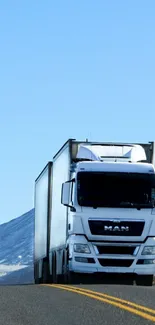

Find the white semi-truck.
xmin=34 ymin=139 xmax=155 ymax=286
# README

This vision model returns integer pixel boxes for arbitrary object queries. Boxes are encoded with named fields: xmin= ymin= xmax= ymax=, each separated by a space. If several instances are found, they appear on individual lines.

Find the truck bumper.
xmin=68 ymin=235 xmax=155 ymax=276
xmin=69 ymin=260 xmax=155 ymax=275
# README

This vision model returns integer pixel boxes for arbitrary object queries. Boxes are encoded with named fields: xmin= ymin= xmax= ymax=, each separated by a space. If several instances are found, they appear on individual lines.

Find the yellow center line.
xmin=44 ymin=284 xmax=155 ymax=323
xmin=57 ymin=284 xmax=155 ymax=315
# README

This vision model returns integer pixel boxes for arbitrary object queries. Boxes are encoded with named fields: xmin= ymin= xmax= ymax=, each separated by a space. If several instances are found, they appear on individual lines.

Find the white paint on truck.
xmin=34 ymin=139 xmax=155 ymax=285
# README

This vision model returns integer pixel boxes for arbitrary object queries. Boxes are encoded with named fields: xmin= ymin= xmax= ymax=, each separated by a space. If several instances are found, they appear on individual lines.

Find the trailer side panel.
xmin=50 ymin=142 xmax=71 ymax=251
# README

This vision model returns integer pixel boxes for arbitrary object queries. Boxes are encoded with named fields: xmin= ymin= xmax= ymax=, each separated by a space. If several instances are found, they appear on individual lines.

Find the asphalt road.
xmin=0 ymin=283 xmax=155 ymax=325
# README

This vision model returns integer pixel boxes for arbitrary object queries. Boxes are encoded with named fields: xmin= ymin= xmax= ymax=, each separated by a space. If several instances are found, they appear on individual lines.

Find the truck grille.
xmin=89 ymin=220 xmax=144 ymax=236
xmin=96 ymin=245 xmax=136 ymax=255
xmin=98 ymin=259 xmax=133 ymax=267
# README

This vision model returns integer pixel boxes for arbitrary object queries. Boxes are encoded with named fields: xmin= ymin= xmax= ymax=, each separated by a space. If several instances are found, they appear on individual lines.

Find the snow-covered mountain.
xmin=0 ymin=209 xmax=34 ymax=284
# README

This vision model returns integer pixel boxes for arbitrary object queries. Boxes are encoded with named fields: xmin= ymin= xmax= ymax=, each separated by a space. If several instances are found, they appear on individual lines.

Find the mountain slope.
xmin=0 ymin=209 xmax=34 ymax=284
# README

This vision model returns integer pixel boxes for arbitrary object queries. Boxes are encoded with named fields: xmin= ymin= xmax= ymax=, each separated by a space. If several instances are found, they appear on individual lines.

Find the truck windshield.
xmin=77 ymin=172 xmax=155 ymax=208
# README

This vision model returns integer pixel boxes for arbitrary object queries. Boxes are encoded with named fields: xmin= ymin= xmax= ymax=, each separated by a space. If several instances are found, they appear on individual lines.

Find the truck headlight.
xmin=142 ymin=246 xmax=155 ymax=255
xmin=74 ymin=244 xmax=91 ymax=254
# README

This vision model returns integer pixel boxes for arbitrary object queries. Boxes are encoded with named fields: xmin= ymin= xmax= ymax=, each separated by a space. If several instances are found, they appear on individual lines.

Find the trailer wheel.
xmin=34 ymin=262 xmax=40 ymax=284
xmin=41 ymin=259 xmax=50 ymax=284
xmin=135 ymin=275 xmax=154 ymax=286
xmin=52 ymin=253 xmax=58 ymax=283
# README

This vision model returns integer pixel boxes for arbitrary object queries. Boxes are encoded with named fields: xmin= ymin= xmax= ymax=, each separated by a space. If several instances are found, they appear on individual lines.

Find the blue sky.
xmin=0 ymin=0 xmax=155 ymax=223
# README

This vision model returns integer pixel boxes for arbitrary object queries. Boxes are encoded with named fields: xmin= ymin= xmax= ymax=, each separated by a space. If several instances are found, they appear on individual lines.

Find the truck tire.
xmin=61 ymin=259 xmax=74 ymax=284
xmin=135 ymin=275 xmax=154 ymax=286
xmin=64 ymin=271 xmax=82 ymax=284
xmin=68 ymin=272 xmax=81 ymax=284
xmin=62 ymin=250 xmax=83 ymax=284
xmin=61 ymin=251 xmax=76 ymax=284
xmin=61 ymin=252 xmax=67 ymax=284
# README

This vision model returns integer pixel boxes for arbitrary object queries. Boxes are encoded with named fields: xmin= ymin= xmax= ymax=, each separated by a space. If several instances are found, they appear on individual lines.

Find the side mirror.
xmin=61 ymin=182 xmax=71 ymax=206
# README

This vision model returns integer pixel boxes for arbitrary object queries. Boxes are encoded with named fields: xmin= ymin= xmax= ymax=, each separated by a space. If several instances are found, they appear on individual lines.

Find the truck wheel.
xmin=61 ymin=253 xmax=67 ymax=284
xmin=62 ymin=258 xmax=77 ymax=284
xmin=135 ymin=275 xmax=154 ymax=286
xmin=61 ymin=259 xmax=76 ymax=284
xmin=66 ymin=271 xmax=82 ymax=284
xmin=62 ymin=250 xmax=82 ymax=284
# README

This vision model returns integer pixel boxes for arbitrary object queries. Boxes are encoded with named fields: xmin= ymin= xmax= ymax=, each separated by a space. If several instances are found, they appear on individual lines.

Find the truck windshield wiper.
xmin=120 ymin=202 xmax=143 ymax=210
xmin=120 ymin=201 xmax=134 ymax=207
xmin=90 ymin=202 xmax=153 ymax=209
xmin=120 ymin=201 xmax=153 ymax=209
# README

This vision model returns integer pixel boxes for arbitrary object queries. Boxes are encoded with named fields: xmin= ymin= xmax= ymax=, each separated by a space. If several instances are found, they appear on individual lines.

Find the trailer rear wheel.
xmin=135 ymin=275 xmax=154 ymax=286
xmin=34 ymin=262 xmax=40 ymax=284
xmin=52 ymin=253 xmax=58 ymax=283
xmin=41 ymin=259 xmax=51 ymax=284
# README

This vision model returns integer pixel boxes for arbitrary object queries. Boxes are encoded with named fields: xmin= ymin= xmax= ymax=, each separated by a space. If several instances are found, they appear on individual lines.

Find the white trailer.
xmin=34 ymin=139 xmax=155 ymax=285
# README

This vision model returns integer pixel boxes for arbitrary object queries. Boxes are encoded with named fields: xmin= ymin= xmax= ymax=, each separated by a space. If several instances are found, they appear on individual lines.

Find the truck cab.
xmin=61 ymin=142 xmax=155 ymax=285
